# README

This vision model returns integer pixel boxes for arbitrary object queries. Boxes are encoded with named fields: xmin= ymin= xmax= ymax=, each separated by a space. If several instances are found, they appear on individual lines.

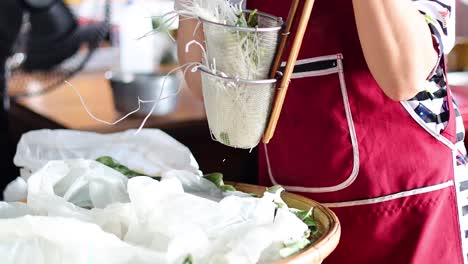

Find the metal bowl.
xmin=106 ymin=71 xmax=181 ymax=116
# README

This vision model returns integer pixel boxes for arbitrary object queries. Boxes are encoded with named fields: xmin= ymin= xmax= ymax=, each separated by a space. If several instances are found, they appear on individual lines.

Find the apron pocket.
xmin=263 ymin=54 xmax=359 ymax=193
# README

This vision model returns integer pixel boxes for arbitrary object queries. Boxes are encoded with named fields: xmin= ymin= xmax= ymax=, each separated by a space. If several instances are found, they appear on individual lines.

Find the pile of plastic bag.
xmin=0 ymin=129 xmax=309 ymax=264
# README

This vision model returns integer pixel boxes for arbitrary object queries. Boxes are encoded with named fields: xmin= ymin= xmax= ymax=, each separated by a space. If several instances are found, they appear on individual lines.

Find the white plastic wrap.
xmin=0 ymin=216 xmax=167 ymax=264
xmin=3 ymin=177 xmax=27 ymax=202
xmin=13 ymin=129 xmax=200 ymax=177
xmin=28 ymin=160 xmax=129 ymax=209
xmin=0 ymin=129 xmax=311 ymax=264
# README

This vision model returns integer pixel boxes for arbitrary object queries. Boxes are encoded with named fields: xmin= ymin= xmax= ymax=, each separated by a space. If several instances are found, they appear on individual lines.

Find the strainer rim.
xmin=198 ymin=66 xmax=277 ymax=85
xmin=199 ymin=10 xmax=283 ymax=33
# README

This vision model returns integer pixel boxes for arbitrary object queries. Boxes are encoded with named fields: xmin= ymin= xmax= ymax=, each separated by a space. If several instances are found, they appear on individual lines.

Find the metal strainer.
xmin=199 ymin=66 xmax=276 ymax=149
xmin=198 ymin=11 xmax=282 ymax=149
xmin=196 ymin=0 xmax=317 ymax=148
xmin=200 ymin=11 xmax=283 ymax=80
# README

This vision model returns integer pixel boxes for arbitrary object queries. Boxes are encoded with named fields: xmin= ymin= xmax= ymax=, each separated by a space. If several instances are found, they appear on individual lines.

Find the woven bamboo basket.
xmin=229 ymin=182 xmax=341 ymax=264
xmin=18 ymin=183 xmax=340 ymax=263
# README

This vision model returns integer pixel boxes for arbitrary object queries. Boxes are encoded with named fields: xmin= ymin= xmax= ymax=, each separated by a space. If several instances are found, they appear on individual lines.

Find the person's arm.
xmin=175 ymin=0 xmax=205 ymax=100
xmin=175 ymin=0 xmax=246 ymax=100
xmin=177 ymin=15 xmax=204 ymax=100
xmin=352 ymin=0 xmax=454 ymax=101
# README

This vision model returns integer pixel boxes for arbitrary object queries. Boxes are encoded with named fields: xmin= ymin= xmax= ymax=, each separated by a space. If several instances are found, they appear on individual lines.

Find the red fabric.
xmin=328 ymin=187 xmax=460 ymax=263
xmin=247 ymin=0 xmax=463 ymax=263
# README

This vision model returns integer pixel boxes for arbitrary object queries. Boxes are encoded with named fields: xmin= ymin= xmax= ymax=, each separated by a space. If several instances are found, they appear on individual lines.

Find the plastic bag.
xmin=28 ymin=159 xmax=129 ymax=209
xmin=3 ymin=177 xmax=27 ymax=202
xmin=2 ymin=144 xmax=310 ymax=264
xmin=13 ymin=129 xmax=200 ymax=178
xmin=0 ymin=216 xmax=167 ymax=264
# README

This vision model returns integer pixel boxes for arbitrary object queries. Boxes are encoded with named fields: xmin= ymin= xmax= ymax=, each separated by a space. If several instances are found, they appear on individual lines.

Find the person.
xmin=176 ymin=0 xmax=468 ymax=263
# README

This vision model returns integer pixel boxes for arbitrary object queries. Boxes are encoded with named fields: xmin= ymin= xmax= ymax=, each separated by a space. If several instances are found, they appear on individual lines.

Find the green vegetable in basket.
xmin=279 ymin=238 xmax=311 ymax=258
xmin=203 ymin=172 xmax=224 ymax=187
xmin=220 ymin=185 xmax=236 ymax=192
xmin=203 ymin=172 xmax=237 ymax=192
xmin=182 ymin=254 xmax=193 ymax=264
xmin=247 ymin=9 xmax=259 ymax=27
xmin=235 ymin=9 xmax=259 ymax=28
xmin=96 ymin=156 xmax=161 ymax=180
xmin=219 ymin=132 xmax=231 ymax=146
xmin=295 ymin=208 xmax=319 ymax=236
xmin=267 ymin=185 xmax=284 ymax=194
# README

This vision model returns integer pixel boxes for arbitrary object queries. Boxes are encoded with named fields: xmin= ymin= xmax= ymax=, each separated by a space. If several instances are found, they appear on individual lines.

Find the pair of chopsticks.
xmin=263 ymin=0 xmax=316 ymax=143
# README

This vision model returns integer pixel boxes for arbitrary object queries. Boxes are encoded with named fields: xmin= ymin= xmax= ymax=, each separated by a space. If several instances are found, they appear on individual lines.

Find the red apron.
xmin=248 ymin=0 xmax=464 ymax=263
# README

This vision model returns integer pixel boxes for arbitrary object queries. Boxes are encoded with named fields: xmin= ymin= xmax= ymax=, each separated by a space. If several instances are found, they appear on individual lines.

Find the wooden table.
xmin=9 ymin=71 xmax=206 ymax=132
xmin=7 ymin=71 xmax=258 ymax=185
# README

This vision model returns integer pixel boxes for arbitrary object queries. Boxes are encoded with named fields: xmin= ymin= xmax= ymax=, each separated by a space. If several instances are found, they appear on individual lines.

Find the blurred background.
xmin=0 ymin=0 xmax=467 ymax=195
xmin=0 ymin=0 xmax=258 ymax=197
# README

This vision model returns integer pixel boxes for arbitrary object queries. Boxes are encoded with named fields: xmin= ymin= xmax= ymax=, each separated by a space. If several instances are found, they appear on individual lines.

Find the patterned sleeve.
xmin=412 ymin=0 xmax=456 ymax=55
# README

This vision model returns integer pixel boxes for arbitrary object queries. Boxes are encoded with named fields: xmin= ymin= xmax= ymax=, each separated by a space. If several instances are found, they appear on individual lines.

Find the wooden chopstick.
xmin=268 ymin=0 xmax=301 ymax=79
xmin=263 ymin=0 xmax=316 ymax=144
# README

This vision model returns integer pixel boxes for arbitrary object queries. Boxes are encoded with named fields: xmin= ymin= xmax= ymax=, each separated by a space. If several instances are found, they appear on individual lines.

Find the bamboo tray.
xmin=18 ymin=182 xmax=340 ymax=263
xmin=230 ymin=182 xmax=341 ymax=264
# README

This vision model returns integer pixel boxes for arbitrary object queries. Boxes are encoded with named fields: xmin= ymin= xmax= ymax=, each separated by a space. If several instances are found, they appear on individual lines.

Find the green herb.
xmin=202 ymin=172 xmax=237 ymax=192
xmin=234 ymin=9 xmax=258 ymax=28
xmin=203 ymin=172 xmax=224 ymax=187
xmin=220 ymin=185 xmax=236 ymax=192
xmin=219 ymin=132 xmax=230 ymax=146
xmin=95 ymin=156 xmax=160 ymax=179
xmin=182 ymin=254 xmax=193 ymax=264
xmin=247 ymin=9 xmax=259 ymax=28
xmin=279 ymin=238 xmax=311 ymax=258
xmin=267 ymin=185 xmax=284 ymax=194
xmin=294 ymin=209 xmax=319 ymax=235
xmin=235 ymin=12 xmax=244 ymax=27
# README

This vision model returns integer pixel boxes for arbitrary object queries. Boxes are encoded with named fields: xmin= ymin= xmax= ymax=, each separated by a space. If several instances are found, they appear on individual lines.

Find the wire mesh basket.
xmin=200 ymin=11 xmax=283 ymax=80
xmin=199 ymin=66 xmax=277 ymax=149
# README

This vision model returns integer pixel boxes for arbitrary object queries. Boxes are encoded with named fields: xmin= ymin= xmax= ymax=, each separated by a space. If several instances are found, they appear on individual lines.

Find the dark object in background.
xmin=21 ymin=0 xmax=80 ymax=71
xmin=0 ymin=0 xmax=24 ymax=199
xmin=0 ymin=0 xmax=110 ymax=196
xmin=8 ymin=0 xmax=110 ymax=99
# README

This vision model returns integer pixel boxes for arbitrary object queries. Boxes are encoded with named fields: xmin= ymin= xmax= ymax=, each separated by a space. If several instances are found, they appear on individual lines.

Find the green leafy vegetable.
xmin=247 ymin=9 xmax=259 ymax=28
xmin=203 ymin=172 xmax=224 ymax=187
xmin=279 ymin=238 xmax=311 ymax=258
xmin=234 ymin=9 xmax=259 ymax=28
xmin=95 ymin=156 xmax=160 ymax=179
xmin=235 ymin=12 xmax=244 ymax=27
xmin=220 ymin=185 xmax=236 ymax=192
xmin=266 ymin=186 xmax=319 ymax=258
xmin=203 ymin=172 xmax=237 ymax=192
xmin=219 ymin=132 xmax=231 ymax=146
xmin=182 ymin=254 xmax=193 ymax=264
xmin=267 ymin=185 xmax=284 ymax=194
xmin=294 ymin=209 xmax=319 ymax=236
